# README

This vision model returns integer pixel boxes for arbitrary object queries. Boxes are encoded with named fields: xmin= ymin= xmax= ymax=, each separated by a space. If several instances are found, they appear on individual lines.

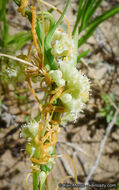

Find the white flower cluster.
xmin=51 ymin=30 xmax=77 ymax=63
xmin=21 ymin=121 xmax=55 ymax=160
xmin=21 ymin=122 xmax=55 ymax=183
xmin=49 ymin=70 xmax=65 ymax=87
xmin=49 ymin=29 xmax=90 ymax=124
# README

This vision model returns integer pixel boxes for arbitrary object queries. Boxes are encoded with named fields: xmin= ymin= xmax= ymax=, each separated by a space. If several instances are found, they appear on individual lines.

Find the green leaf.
xmin=3 ymin=19 xmax=9 ymax=46
xmin=79 ymin=0 xmax=92 ymax=33
xmin=36 ymin=22 xmax=55 ymax=71
xmin=100 ymin=109 xmax=106 ymax=117
xmin=116 ymin=115 xmax=119 ymax=125
xmin=102 ymin=93 xmax=109 ymax=104
xmin=105 ymin=104 xmax=112 ymax=112
xmin=8 ymin=31 xmax=32 ymax=52
xmin=35 ymin=110 xmax=41 ymax=122
xmin=0 ymin=0 xmax=8 ymax=20
xmin=38 ymin=11 xmax=55 ymax=31
xmin=73 ymin=0 xmax=102 ymax=35
xmin=77 ymin=49 xmax=90 ymax=62
xmin=117 ymin=182 xmax=119 ymax=190
xmin=78 ymin=5 xmax=119 ymax=47
xmin=0 ymin=0 xmax=9 ymax=46
xmin=72 ymin=0 xmax=84 ymax=35
xmin=83 ymin=0 xmax=103 ymax=29
xmin=45 ymin=0 xmax=71 ymax=45
xmin=40 ymin=165 xmax=47 ymax=172
xmin=15 ymin=94 xmax=26 ymax=101
xmin=106 ymin=114 xmax=112 ymax=123
xmin=13 ymin=0 xmax=21 ymax=6
xmin=25 ymin=116 xmax=30 ymax=124
xmin=36 ymin=12 xmax=55 ymax=48
xmin=40 ymin=0 xmax=71 ymax=70
xmin=48 ymin=8 xmax=54 ymax=13
xmin=36 ymin=13 xmax=58 ymax=70
xmin=109 ymin=93 xmax=115 ymax=102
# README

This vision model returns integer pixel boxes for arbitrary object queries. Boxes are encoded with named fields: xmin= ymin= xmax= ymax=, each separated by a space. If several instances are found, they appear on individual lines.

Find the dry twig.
xmin=81 ymin=110 xmax=118 ymax=190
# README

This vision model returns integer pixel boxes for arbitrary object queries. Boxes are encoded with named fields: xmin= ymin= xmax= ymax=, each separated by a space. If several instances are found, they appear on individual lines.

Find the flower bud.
xmin=49 ymin=70 xmax=62 ymax=80
xmin=47 ymin=146 xmax=54 ymax=155
xmin=56 ymin=78 xmax=65 ymax=87
xmin=60 ymin=93 xmax=72 ymax=103
xmin=39 ymin=171 xmax=47 ymax=185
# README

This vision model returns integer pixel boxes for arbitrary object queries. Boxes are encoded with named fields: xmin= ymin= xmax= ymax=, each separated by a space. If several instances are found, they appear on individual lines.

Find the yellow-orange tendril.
xmin=18 ymin=0 xmax=28 ymax=16
xmin=26 ymin=75 xmax=42 ymax=111
xmin=31 ymin=6 xmax=42 ymax=60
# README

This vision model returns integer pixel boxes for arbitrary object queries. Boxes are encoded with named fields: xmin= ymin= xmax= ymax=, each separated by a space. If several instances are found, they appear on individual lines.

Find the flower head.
xmin=49 ymin=29 xmax=90 ymax=124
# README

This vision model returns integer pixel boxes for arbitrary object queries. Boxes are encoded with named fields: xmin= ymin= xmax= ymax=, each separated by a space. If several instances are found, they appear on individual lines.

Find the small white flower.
xmin=49 ymin=70 xmax=65 ymax=87
xmin=51 ymin=30 xmax=65 ymax=41
xmin=39 ymin=171 xmax=47 ymax=185
xmin=48 ymin=158 xmax=55 ymax=164
xmin=49 ymin=70 xmax=62 ymax=79
xmin=60 ymin=93 xmax=72 ymax=103
xmin=51 ymin=29 xmax=75 ymax=60
xmin=21 ymin=121 xmax=39 ymax=138
xmin=47 ymin=146 xmax=54 ymax=155
xmin=6 ymin=68 xmax=17 ymax=77
xmin=56 ymin=78 xmax=65 ymax=87
xmin=51 ymin=40 xmax=69 ymax=56
xmin=28 ymin=121 xmax=39 ymax=137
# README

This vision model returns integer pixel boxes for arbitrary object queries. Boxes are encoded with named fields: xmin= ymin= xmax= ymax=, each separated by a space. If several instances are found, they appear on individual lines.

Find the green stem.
xmin=39 ymin=183 xmax=45 ymax=190
xmin=33 ymin=172 xmax=39 ymax=190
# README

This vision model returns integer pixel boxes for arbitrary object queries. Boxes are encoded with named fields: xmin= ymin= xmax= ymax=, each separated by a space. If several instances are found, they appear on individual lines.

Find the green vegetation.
xmin=100 ymin=93 xmax=119 ymax=125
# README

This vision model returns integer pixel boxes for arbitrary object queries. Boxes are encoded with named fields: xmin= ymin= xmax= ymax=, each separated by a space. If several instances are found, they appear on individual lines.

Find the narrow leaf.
xmin=45 ymin=0 xmax=71 ymax=45
xmin=86 ymin=0 xmax=103 ymax=25
xmin=77 ymin=49 xmax=90 ymax=62
xmin=78 ymin=5 xmax=119 ymax=47
xmin=72 ymin=0 xmax=84 ymax=35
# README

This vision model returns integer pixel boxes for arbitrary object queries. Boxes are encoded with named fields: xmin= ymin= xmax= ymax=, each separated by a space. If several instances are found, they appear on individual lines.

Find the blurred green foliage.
xmin=100 ymin=93 xmax=119 ymax=125
xmin=0 ymin=0 xmax=31 ymax=90
xmin=0 ymin=0 xmax=32 ymax=116
xmin=0 ymin=0 xmax=32 ymax=53
xmin=73 ymin=0 xmax=119 ymax=60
